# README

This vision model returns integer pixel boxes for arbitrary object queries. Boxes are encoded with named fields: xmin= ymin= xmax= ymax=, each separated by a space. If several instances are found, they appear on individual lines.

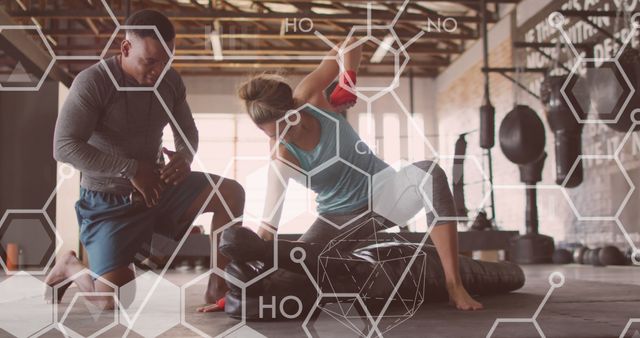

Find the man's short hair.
xmin=124 ymin=9 xmax=176 ymax=44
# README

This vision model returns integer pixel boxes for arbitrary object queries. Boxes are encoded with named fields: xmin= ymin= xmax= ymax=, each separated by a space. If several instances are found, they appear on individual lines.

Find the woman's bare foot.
xmin=447 ymin=283 xmax=483 ymax=311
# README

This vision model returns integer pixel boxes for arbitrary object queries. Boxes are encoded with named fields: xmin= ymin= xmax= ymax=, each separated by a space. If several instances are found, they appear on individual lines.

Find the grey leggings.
xmin=298 ymin=160 xmax=455 ymax=250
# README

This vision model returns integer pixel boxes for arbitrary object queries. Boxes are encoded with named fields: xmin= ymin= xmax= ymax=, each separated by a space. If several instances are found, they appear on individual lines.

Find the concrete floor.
xmin=5 ymin=264 xmax=640 ymax=338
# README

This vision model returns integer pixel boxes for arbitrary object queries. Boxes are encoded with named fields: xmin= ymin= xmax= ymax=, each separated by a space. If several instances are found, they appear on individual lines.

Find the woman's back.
xmin=281 ymin=106 xmax=388 ymax=215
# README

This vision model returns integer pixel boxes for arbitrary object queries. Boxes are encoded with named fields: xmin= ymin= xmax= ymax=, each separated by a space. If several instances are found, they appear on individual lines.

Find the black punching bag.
xmin=509 ymin=152 xmax=555 ymax=264
xmin=499 ymin=105 xmax=546 ymax=165
xmin=452 ymin=135 xmax=467 ymax=218
xmin=500 ymin=106 xmax=555 ymax=264
xmin=480 ymin=97 xmax=495 ymax=149
xmin=540 ymin=74 xmax=587 ymax=187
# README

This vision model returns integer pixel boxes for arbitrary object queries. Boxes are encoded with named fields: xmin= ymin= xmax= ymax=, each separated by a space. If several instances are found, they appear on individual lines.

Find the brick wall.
xmin=434 ymin=8 xmax=640 ymax=249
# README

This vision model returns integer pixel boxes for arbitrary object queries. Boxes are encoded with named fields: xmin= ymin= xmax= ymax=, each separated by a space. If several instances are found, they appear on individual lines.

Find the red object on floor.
xmin=217 ymin=297 xmax=225 ymax=310
xmin=6 ymin=243 xmax=18 ymax=271
xmin=329 ymin=70 xmax=357 ymax=107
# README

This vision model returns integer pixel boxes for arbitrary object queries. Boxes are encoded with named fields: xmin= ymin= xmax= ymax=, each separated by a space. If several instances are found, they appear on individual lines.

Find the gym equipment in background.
xmin=573 ymin=246 xmax=587 ymax=264
xmin=480 ymin=98 xmax=495 ymax=149
xmin=565 ymin=245 xmax=627 ymax=266
xmin=451 ymin=131 xmax=495 ymax=230
xmin=470 ymin=210 xmax=493 ymax=231
xmin=580 ymin=246 xmax=626 ymax=267
xmin=540 ymin=74 xmax=588 ymax=187
xmin=598 ymin=245 xmax=625 ymax=266
xmin=452 ymin=134 xmax=468 ymax=219
xmin=499 ymin=105 xmax=546 ymax=165
xmin=478 ymin=0 xmax=497 ymax=228
xmin=552 ymin=248 xmax=573 ymax=264
xmin=625 ymin=248 xmax=639 ymax=266
xmin=499 ymin=105 xmax=555 ymax=264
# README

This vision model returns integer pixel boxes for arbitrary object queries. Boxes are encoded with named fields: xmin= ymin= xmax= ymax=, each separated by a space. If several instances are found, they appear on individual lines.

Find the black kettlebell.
xmin=573 ymin=247 xmax=587 ymax=264
xmin=626 ymin=248 xmax=640 ymax=266
xmin=590 ymin=248 xmax=603 ymax=266
xmin=599 ymin=245 xmax=624 ymax=266
xmin=552 ymin=249 xmax=573 ymax=264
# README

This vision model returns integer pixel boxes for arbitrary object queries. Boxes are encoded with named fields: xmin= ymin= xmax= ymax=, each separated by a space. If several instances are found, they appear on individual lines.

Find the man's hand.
xmin=130 ymin=161 xmax=165 ymax=207
xmin=160 ymin=147 xmax=191 ymax=186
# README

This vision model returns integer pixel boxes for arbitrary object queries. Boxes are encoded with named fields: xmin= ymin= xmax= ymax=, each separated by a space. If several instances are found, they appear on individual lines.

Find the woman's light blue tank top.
xmin=281 ymin=106 xmax=388 ymax=215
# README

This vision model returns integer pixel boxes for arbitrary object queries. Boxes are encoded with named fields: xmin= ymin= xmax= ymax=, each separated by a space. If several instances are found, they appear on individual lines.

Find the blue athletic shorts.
xmin=75 ymin=171 xmax=212 ymax=276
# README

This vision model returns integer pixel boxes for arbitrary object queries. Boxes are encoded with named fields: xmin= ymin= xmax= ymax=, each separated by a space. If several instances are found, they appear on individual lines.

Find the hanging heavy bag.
xmin=540 ymin=74 xmax=588 ymax=187
xmin=452 ymin=134 xmax=468 ymax=218
xmin=479 ymin=97 xmax=495 ymax=149
xmin=499 ymin=105 xmax=546 ymax=165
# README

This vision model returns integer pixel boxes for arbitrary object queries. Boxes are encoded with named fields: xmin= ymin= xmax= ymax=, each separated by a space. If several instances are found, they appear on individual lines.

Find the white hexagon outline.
xmin=560 ymin=155 xmax=635 ymax=221
xmin=297 ymin=212 xmax=439 ymax=337
xmin=389 ymin=89 xmax=439 ymax=158
xmin=613 ymin=218 xmax=639 ymax=260
xmin=58 ymin=292 xmax=119 ymax=338
xmin=339 ymin=27 xmax=403 ymax=90
xmin=486 ymin=271 xmax=564 ymax=338
xmin=275 ymin=103 xmax=341 ymax=175
xmin=317 ymin=0 xmax=421 ymax=104
xmin=221 ymin=156 xmax=288 ymax=222
xmin=100 ymin=25 xmax=174 ymax=92
xmin=1 ymin=3 xmax=266 ymax=337
xmin=614 ymin=109 xmax=640 ymax=156
xmin=615 ymin=13 xmax=640 ymax=61
xmin=0 ymin=25 xmax=55 ymax=92
xmin=619 ymin=318 xmax=640 ymax=338
xmin=486 ymin=318 xmax=544 ymax=338
xmin=613 ymin=112 xmax=640 ymax=258
xmin=0 ymin=271 xmax=55 ymax=337
xmin=208 ymin=216 xmax=279 ymax=289
xmin=314 ymin=222 xmax=428 ymax=335
xmin=424 ymin=155 xmax=492 ymax=223
xmin=553 ymin=13 xmax=637 ymax=126
xmin=561 ymin=58 xmax=634 ymax=125
xmin=117 ymin=270 xmax=181 ymax=337
xmin=327 ymin=28 xmax=413 ymax=104
xmin=293 ymin=3 xmax=455 ymax=332
xmin=51 ymin=0 xmax=119 ymax=59
xmin=302 ymin=293 xmax=379 ymax=337
xmin=51 ymin=268 xmax=120 ymax=323
xmin=0 ymin=209 xmax=63 ymax=275
xmin=180 ymin=269 xmax=246 ymax=338
xmin=308 ymin=158 xmax=372 ymax=230
xmin=118 ymin=68 xmax=240 ymax=338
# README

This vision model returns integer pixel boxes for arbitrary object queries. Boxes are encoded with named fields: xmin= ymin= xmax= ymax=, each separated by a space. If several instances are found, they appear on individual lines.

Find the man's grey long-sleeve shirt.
xmin=53 ymin=55 xmax=198 ymax=194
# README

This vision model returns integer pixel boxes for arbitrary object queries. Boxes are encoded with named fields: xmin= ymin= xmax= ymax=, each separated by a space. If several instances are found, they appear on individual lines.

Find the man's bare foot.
xmin=44 ymin=251 xmax=80 ymax=284
xmin=447 ymin=283 xmax=483 ymax=311
xmin=43 ymin=250 xmax=84 ymax=303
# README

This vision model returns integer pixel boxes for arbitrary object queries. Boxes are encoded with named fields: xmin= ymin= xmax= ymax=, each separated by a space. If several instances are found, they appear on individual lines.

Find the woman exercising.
xmin=231 ymin=37 xmax=482 ymax=311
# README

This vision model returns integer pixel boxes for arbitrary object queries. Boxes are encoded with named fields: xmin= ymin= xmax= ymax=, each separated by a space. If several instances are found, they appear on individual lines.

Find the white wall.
xmin=182 ymin=74 xmax=438 ymax=162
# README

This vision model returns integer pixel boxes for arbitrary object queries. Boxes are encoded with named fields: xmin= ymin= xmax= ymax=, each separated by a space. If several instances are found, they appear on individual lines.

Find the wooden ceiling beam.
xmin=8 ymin=9 xmax=496 ymax=24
